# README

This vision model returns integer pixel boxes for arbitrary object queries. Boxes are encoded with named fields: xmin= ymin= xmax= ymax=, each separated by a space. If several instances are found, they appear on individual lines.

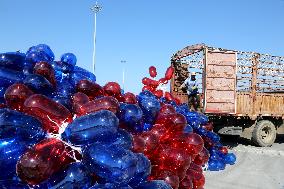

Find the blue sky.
xmin=0 ymin=0 xmax=283 ymax=94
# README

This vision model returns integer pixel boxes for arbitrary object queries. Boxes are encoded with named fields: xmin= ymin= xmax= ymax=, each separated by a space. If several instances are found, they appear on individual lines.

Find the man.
xmin=179 ymin=72 xmax=199 ymax=110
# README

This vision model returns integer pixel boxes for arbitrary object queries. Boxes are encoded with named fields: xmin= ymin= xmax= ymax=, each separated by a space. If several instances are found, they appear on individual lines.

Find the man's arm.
xmin=179 ymin=78 xmax=189 ymax=89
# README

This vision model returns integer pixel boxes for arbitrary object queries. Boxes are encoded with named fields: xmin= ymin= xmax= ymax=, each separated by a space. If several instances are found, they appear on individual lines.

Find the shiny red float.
xmin=24 ymin=94 xmax=73 ymax=134
xmin=16 ymin=138 xmax=77 ymax=185
xmin=4 ymin=83 xmax=34 ymax=111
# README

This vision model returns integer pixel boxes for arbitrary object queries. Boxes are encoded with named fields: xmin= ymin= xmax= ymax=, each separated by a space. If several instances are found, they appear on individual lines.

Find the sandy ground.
xmin=205 ymin=137 xmax=284 ymax=189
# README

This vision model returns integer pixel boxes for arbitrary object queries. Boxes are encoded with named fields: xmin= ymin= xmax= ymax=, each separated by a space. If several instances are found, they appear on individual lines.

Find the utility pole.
xmin=91 ymin=1 xmax=102 ymax=74
xmin=121 ymin=60 xmax=126 ymax=92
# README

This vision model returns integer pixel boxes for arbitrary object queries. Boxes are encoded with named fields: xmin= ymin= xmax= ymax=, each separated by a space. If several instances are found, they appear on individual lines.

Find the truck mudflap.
xmin=218 ymin=126 xmax=242 ymax=136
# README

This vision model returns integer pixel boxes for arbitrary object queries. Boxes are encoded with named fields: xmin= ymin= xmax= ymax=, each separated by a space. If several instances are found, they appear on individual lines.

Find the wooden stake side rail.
xmin=236 ymin=92 xmax=284 ymax=119
xmin=171 ymin=91 xmax=284 ymax=119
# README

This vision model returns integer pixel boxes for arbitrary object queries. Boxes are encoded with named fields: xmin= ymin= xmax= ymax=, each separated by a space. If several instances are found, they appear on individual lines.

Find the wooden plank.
xmin=236 ymin=92 xmax=252 ymax=115
xmin=206 ymin=102 xmax=235 ymax=113
xmin=251 ymin=54 xmax=259 ymax=115
xmin=206 ymin=53 xmax=236 ymax=66
xmin=206 ymin=90 xmax=235 ymax=103
xmin=206 ymin=78 xmax=235 ymax=91
xmin=207 ymin=65 xmax=235 ymax=78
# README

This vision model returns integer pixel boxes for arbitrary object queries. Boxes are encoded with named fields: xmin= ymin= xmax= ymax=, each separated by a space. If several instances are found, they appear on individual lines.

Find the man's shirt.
xmin=180 ymin=78 xmax=198 ymax=95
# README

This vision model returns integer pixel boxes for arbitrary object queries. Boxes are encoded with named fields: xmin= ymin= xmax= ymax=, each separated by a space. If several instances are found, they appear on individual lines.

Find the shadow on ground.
xmin=276 ymin=134 xmax=284 ymax=143
xmin=219 ymin=134 xmax=284 ymax=149
xmin=220 ymin=136 xmax=250 ymax=149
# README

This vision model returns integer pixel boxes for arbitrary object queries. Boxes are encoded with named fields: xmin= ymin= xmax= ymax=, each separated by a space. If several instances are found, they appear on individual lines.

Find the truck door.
xmin=204 ymin=50 xmax=237 ymax=114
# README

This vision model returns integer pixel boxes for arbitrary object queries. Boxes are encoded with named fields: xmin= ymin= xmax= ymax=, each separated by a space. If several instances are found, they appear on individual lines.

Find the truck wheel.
xmin=252 ymin=120 xmax=276 ymax=147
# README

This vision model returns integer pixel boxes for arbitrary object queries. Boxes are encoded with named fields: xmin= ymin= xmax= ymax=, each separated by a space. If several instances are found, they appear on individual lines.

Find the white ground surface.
xmin=205 ymin=141 xmax=284 ymax=189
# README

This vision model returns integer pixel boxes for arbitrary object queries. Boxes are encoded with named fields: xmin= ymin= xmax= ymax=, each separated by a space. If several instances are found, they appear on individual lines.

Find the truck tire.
xmin=252 ymin=120 xmax=276 ymax=147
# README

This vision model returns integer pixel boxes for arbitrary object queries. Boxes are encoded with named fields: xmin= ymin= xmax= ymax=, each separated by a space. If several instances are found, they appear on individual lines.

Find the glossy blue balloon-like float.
xmin=195 ymin=127 xmax=208 ymax=136
xmin=51 ymin=61 xmax=74 ymax=75
xmin=119 ymin=103 xmax=127 ymax=111
xmin=168 ymin=100 xmax=177 ymax=107
xmin=55 ymin=77 xmax=75 ymax=98
xmin=138 ymin=92 xmax=160 ymax=124
xmin=0 ymin=139 xmax=27 ymax=179
xmin=207 ymin=146 xmax=235 ymax=171
xmin=111 ymin=129 xmax=133 ymax=149
xmin=207 ymin=159 xmax=226 ymax=171
xmin=0 ymin=109 xmax=46 ymax=179
xmin=33 ymin=44 xmax=55 ymax=61
xmin=224 ymin=153 xmax=237 ymax=165
xmin=52 ymin=95 xmax=72 ymax=111
xmin=23 ymin=74 xmax=54 ymax=96
xmin=134 ymin=153 xmax=151 ymax=179
xmin=183 ymin=124 xmax=193 ymax=134
xmin=128 ymin=153 xmax=151 ymax=187
xmin=199 ymin=113 xmax=209 ymax=125
xmin=89 ymin=183 xmax=133 ymax=189
xmin=38 ymin=162 xmax=92 ymax=189
xmin=119 ymin=104 xmax=143 ymax=125
xmin=70 ymin=66 xmax=96 ymax=85
xmin=209 ymin=152 xmax=221 ymax=161
xmin=207 ymin=131 xmax=221 ymax=144
xmin=210 ymin=147 xmax=227 ymax=159
xmin=178 ymin=103 xmax=190 ymax=112
xmin=135 ymin=180 xmax=172 ymax=189
xmin=159 ymin=97 xmax=167 ymax=103
xmin=0 ymin=87 xmax=6 ymax=103
xmin=0 ymin=180 xmax=29 ymax=189
xmin=0 ymin=108 xmax=45 ymax=144
xmin=188 ymin=118 xmax=201 ymax=129
xmin=61 ymin=53 xmax=77 ymax=67
xmin=25 ymin=44 xmax=54 ymax=65
xmin=0 ymin=67 xmax=25 ymax=87
xmin=82 ymin=143 xmax=138 ymax=184
xmin=137 ymin=90 xmax=155 ymax=102
xmin=62 ymin=110 xmax=119 ymax=146
xmin=0 ymin=52 xmax=26 ymax=71
xmin=127 ymin=122 xmax=144 ymax=133
xmin=142 ymin=122 xmax=153 ymax=131
xmin=184 ymin=111 xmax=201 ymax=120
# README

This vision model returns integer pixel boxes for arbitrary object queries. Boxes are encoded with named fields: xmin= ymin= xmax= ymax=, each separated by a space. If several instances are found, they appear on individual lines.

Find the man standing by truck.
xmin=179 ymin=72 xmax=199 ymax=110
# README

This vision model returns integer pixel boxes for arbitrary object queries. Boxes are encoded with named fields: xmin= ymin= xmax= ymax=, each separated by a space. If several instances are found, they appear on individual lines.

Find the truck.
xmin=170 ymin=44 xmax=284 ymax=147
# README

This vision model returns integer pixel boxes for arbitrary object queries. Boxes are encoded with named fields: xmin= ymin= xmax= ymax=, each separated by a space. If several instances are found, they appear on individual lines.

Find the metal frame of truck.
xmin=170 ymin=44 xmax=284 ymax=147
